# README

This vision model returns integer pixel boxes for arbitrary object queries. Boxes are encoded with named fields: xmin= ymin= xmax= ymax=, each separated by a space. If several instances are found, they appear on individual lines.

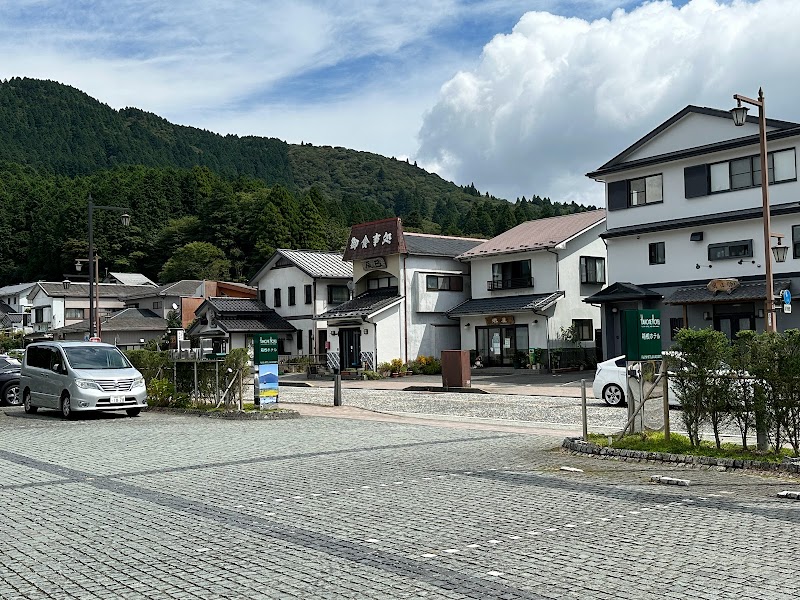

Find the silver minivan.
xmin=20 ymin=341 xmax=147 ymax=418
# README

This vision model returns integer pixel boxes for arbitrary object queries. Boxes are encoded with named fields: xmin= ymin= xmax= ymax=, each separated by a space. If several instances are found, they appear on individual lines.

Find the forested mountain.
xmin=0 ymin=77 xmax=595 ymax=285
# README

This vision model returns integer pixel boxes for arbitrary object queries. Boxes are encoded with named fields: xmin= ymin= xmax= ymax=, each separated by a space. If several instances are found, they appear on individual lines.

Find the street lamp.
xmin=87 ymin=194 xmax=131 ymax=339
xmin=730 ymin=88 xmax=778 ymax=332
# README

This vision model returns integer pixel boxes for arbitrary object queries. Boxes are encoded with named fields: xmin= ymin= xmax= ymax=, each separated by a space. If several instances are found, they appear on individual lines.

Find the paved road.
xmin=0 ymin=397 xmax=798 ymax=599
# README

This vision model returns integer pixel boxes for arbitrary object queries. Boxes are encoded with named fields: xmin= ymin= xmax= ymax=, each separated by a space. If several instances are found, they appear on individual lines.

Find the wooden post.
xmin=662 ymin=366 xmax=670 ymax=442
xmin=581 ymin=379 xmax=588 ymax=441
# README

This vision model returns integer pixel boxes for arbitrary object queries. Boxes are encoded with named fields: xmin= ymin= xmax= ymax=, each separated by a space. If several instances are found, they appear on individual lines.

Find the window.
xmin=367 ymin=277 xmax=397 ymax=290
xmin=328 ymin=285 xmax=350 ymax=305
xmin=670 ymin=317 xmax=684 ymax=340
xmin=649 ymin=242 xmax=665 ymax=265
xmin=297 ymin=330 xmax=303 ymax=350
xmin=629 ymin=174 xmax=663 ymax=207
xmin=34 ymin=307 xmax=44 ymax=323
xmin=304 ymin=284 xmax=312 ymax=305
xmin=153 ymin=301 xmax=162 ymax=310
xmin=259 ymin=290 xmax=267 ymax=305
xmin=793 ymin=225 xmax=800 ymax=259
xmin=708 ymin=148 xmax=797 ymax=194
xmin=489 ymin=260 xmax=532 ymax=290
xmin=708 ymin=239 xmax=753 ymax=261
xmin=426 ymin=275 xmax=464 ymax=291
xmin=288 ymin=286 xmax=296 ymax=306
xmin=579 ymin=256 xmax=606 ymax=284
xmin=273 ymin=288 xmax=281 ymax=308
xmin=65 ymin=308 xmax=85 ymax=320
xmin=572 ymin=319 xmax=593 ymax=341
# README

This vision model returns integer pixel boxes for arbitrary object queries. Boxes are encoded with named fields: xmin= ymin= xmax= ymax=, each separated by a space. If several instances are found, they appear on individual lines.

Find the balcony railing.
xmin=487 ymin=276 xmax=533 ymax=291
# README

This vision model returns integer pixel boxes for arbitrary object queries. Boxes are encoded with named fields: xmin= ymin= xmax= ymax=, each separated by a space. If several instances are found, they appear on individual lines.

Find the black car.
xmin=0 ymin=356 xmax=21 ymax=406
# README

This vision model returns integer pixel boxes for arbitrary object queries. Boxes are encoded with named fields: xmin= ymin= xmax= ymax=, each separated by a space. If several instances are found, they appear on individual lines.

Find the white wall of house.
xmin=468 ymin=251 xmax=558 ymax=301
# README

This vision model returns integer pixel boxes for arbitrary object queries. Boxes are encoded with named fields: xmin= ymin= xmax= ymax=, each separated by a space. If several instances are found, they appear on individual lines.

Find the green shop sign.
xmin=253 ymin=333 xmax=278 ymax=365
xmin=623 ymin=310 xmax=662 ymax=361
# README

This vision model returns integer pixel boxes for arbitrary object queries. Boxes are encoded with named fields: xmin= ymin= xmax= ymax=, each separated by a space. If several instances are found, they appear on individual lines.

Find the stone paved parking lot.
xmin=0 ymin=391 xmax=798 ymax=599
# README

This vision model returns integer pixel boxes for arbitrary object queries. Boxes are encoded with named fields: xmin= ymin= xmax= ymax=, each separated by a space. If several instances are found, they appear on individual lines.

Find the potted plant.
xmin=389 ymin=358 xmax=405 ymax=377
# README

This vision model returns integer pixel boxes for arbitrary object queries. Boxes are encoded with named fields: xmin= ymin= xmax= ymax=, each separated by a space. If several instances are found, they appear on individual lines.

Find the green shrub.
xmin=147 ymin=378 xmax=175 ymax=407
xmin=361 ymin=370 xmax=383 ymax=380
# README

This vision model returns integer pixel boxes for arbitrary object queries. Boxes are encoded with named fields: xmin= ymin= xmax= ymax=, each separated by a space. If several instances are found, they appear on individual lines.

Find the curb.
xmin=146 ymin=407 xmax=301 ymax=420
xmin=402 ymin=386 xmax=488 ymax=394
xmin=561 ymin=437 xmax=800 ymax=475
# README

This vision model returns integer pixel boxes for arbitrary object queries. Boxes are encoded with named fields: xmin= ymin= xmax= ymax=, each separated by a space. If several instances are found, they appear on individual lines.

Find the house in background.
xmin=319 ymin=218 xmax=482 ymax=371
xmin=123 ymin=280 xmax=256 ymax=329
xmin=26 ymin=282 xmax=158 ymax=340
xmin=0 ymin=282 xmax=37 ymax=333
xmin=248 ymin=249 xmax=353 ymax=357
xmin=448 ymin=210 xmax=607 ymax=368
xmin=52 ymin=308 xmax=167 ymax=350
xmin=185 ymin=298 xmax=295 ymax=354
xmin=585 ymin=104 xmax=800 ymax=358
xmin=104 ymin=272 xmax=157 ymax=286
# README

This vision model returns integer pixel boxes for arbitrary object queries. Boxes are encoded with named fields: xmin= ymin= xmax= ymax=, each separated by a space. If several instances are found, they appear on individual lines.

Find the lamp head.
xmin=730 ymin=103 xmax=749 ymax=126
xmin=121 ymin=213 xmax=131 ymax=227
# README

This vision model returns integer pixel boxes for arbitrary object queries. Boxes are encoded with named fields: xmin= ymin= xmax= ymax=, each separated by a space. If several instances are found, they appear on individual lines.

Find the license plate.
xmin=110 ymin=395 xmax=126 ymax=404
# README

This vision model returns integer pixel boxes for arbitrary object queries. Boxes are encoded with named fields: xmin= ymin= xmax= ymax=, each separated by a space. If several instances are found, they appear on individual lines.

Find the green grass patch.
xmin=587 ymin=431 xmax=792 ymax=463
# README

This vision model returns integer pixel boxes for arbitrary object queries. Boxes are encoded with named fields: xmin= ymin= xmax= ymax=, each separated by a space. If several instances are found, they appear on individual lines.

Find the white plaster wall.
xmin=373 ymin=303 xmax=403 ymax=365
xmin=604 ymin=140 xmax=799 ymax=231
xmin=256 ymin=266 xmax=315 ymax=315
xmin=607 ymin=211 xmax=800 ymax=286
xmin=467 ymin=251 xmax=558 ymax=300
xmin=625 ymin=112 xmax=763 ymax=162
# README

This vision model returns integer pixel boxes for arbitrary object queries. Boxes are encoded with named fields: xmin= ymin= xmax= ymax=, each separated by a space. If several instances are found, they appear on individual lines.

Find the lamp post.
xmin=730 ymin=88 xmax=788 ymax=332
xmin=75 ymin=255 xmax=101 ymax=337
xmin=86 ymin=195 xmax=130 ymax=340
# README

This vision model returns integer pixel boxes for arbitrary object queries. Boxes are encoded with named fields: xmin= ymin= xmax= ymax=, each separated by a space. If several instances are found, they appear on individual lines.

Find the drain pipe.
xmin=532 ymin=309 xmax=551 ymax=371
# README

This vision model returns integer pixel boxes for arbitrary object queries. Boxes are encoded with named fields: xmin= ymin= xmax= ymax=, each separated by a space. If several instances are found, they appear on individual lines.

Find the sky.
xmin=2 ymin=0 xmax=799 ymax=206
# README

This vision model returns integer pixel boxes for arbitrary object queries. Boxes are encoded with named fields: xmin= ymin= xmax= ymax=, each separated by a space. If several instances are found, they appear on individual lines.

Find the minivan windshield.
xmin=63 ymin=346 xmax=131 ymax=370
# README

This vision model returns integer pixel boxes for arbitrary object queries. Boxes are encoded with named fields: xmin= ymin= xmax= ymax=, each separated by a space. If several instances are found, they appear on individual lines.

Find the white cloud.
xmin=416 ymin=0 xmax=800 ymax=205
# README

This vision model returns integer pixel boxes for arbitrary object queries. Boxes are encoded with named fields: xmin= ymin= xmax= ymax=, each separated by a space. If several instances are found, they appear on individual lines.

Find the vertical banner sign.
xmin=254 ymin=333 xmax=279 ymax=406
xmin=623 ymin=310 xmax=662 ymax=361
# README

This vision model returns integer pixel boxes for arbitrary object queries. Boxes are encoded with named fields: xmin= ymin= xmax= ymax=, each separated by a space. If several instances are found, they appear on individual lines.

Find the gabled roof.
xmin=446 ymin=292 xmax=564 ymax=317
xmin=53 ymin=308 xmax=167 ymax=333
xmin=664 ymin=280 xmax=789 ymax=305
xmin=583 ymin=282 xmax=662 ymax=304
xmin=248 ymin=249 xmax=352 ymax=285
xmin=588 ymin=105 xmax=800 ymax=179
xmin=123 ymin=280 xmax=203 ymax=300
xmin=106 ymin=272 xmax=156 ymax=286
xmin=0 ymin=301 xmax=13 ymax=314
xmin=205 ymin=297 xmax=268 ymax=313
xmin=457 ymin=210 xmax=606 ymax=261
xmin=403 ymin=233 xmax=484 ymax=258
xmin=0 ymin=282 xmax=36 ymax=296
xmin=187 ymin=298 xmax=294 ymax=335
xmin=318 ymin=288 xmax=403 ymax=320
xmin=31 ymin=282 xmax=157 ymax=300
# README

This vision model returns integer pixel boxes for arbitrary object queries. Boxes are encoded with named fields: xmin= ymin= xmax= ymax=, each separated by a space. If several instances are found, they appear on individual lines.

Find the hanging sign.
xmin=707 ymin=278 xmax=739 ymax=295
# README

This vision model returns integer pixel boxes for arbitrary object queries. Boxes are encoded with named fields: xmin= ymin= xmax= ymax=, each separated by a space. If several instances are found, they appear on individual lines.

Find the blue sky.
xmin=2 ymin=0 xmax=796 ymax=205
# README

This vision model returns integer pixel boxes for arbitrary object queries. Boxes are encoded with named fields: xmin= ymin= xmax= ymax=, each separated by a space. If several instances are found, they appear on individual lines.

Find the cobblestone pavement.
xmin=0 ymin=399 xmax=798 ymax=599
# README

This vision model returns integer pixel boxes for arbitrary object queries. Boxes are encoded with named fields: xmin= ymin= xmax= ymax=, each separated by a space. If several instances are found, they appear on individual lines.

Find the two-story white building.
xmin=447 ymin=210 xmax=606 ymax=368
xmin=248 ymin=250 xmax=353 ymax=357
xmin=585 ymin=104 xmax=800 ymax=358
xmin=0 ymin=282 xmax=37 ymax=333
xmin=319 ymin=218 xmax=482 ymax=371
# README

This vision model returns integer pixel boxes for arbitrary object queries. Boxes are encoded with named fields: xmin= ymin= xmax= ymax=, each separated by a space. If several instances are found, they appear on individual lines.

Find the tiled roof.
xmin=0 ymin=301 xmax=12 ymax=314
xmin=583 ymin=282 xmax=662 ymax=304
xmin=404 ymin=233 xmax=484 ymax=257
xmin=53 ymin=308 xmax=167 ymax=333
xmin=107 ymin=272 xmax=156 ymax=286
xmin=36 ymin=282 xmax=158 ymax=299
xmin=123 ymin=280 xmax=203 ymax=300
xmin=278 ymin=249 xmax=353 ymax=278
xmin=207 ymin=298 xmax=269 ymax=313
xmin=218 ymin=315 xmax=295 ymax=333
xmin=457 ymin=210 xmax=606 ymax=260
xmin=319 ymin=288 xmax=403 ymax=319
xmin=0 ymin=282 xmax=36 ymax=296
xmin=665 ymin=280 xmax=790 ymax=305
xmin=447 ymin=292 xmax=564 ymax=317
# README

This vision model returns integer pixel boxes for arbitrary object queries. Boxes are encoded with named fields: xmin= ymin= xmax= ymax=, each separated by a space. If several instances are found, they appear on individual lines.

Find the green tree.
xmin=158 ymin=242 xmax=231 ymax=282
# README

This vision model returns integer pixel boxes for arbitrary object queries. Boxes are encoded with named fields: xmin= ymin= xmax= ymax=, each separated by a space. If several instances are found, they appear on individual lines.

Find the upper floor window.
xmin=426 ymin=275 xmax=464 ymax=291
xmin=34 ymin=307 xmax=45 ymax=323
xmin=304 ymin=284 xmax=312 ymax=305
xmin=259 ymin=290 xmax=267 ymax=305
xmin=793 ymin=225 xmax=800 ymax=259
xmin=607 ymin=174 xmax=663 ymax=211
xmin=153 ymin=301 xmax=162 ymax=310
xmin=65 ymin=308 xmax=85 ymax=320
xmin=327 ymin=285 xmax=350 ymax=305
xmin=572 ymin=319 xmax=594 ymax=341
xmin=708 ymin=239 xmax=753 ymax=261
xmin=273 ymin=288 xmax=281 ymax=308
xmin=579 ymin=256 xmax=606 ymax=284
xmin=687 ymin=148 xmax=797 ymax=198
xmin=367 ymin=277 xmax=397 ymax=290
xmin=288 ymin=286 xmax=296 ymax=306
xmin=649 ymin=242 xmax=665 ymax=265
xmin=489 ymin=260 xmax=532 ymax=290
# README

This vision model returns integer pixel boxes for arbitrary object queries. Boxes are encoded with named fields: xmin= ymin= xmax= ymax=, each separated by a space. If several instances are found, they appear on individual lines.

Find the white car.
xmin=593 ymin=355 xmax=680 ymax=407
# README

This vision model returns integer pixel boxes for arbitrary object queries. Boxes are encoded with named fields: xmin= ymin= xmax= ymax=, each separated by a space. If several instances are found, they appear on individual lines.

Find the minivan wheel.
xmin=2 ymin=382 xmax=21 ymax=406
xmin=23 ymin=390 xmax=37 ymax=414
xmin=126 ymin=408 xmax=141 ymax=417
xmin=60 ymin=394 xmax=74 ymax=419
xmin=602 ymin=384 xmax=625 ymax=407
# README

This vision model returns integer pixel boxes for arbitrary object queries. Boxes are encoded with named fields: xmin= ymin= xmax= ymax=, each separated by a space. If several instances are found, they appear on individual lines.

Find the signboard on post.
xmin=253 ymin=333 xmax=279 ymax=406
xmin=623 ymin=310 xmax=662 ymax=361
